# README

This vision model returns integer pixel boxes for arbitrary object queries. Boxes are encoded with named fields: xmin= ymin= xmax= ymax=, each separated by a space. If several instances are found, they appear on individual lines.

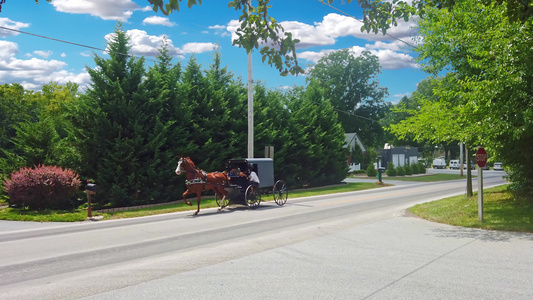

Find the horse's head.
xmin=175 ymin=157 xmax=185 ymax=175
xmin=175 ymin=157 xmax=195 ymax=175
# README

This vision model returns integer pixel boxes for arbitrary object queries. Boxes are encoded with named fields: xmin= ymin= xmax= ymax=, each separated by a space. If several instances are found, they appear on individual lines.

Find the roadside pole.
xmin=477 ymin=165 xmax=483 ymax=222
xmin=475 ymin=147 xmax=487 ymax=222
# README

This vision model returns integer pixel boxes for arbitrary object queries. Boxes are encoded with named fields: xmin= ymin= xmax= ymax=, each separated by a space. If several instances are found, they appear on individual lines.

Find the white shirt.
xmin=249 ymin=171 xmax=260 ymax=184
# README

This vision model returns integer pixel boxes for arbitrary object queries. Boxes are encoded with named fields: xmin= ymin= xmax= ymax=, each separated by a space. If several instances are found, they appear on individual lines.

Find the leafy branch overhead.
xmin=148 ymin=0 xmax=303 ymax=76
xmin=323 ymin=0 xmax=533 ymax=34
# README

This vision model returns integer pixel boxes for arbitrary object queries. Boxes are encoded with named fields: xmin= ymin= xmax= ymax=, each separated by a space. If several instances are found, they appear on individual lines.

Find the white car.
xmin=449 ymin=160 xmax=460 ymax=169
xmin=493 ymin=162 xmax=503 ymax=171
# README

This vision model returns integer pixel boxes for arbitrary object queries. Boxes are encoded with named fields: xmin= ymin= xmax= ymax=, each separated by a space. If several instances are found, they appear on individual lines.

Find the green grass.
xmin=409 ymin=185 xmax=533 ymax=232
xmin=384 ymin=173 xmax=475 ymax=182
xmin=0 ymin=182 xmax=383 ymax=222
xmin=0 ymin=207 xmax=88 ymax=222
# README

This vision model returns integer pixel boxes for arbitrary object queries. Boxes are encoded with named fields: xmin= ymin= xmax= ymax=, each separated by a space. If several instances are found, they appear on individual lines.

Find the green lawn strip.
xmin=358 ymin=173 xmax=474 ymax=182
xmin=0 ymin=207 xmax=88 ymax=222
xmin=409 ymin=185 xmax=533 ymax=233
xmin=0 ymin=182 xmax=382 ymax=222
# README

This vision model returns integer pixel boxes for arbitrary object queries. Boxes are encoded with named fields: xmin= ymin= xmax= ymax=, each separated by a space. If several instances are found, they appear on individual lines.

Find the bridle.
xmin=176 ymin=157 xmax=207 ymax=184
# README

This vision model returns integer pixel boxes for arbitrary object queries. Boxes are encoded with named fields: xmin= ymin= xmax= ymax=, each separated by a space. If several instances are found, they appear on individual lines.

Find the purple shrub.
xmin=3 ymin=165 xmax=81 ymax=210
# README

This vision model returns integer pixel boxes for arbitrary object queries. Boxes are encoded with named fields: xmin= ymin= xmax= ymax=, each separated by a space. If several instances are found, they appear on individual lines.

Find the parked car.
xmin=432 ymin=157 xmax=447 ymax=169
xmin=493 ymin=162 xmax=503 ymax=171
xmin=449 ymin=160 xmax=460 ymax=169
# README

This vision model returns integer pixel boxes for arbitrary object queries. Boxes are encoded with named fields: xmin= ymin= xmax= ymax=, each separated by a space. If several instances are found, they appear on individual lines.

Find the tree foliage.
xmin=307 ymin=49 xmax=389 ymax=147
xmin=322 ymin=0 xmax=533 ymax=35
xmin=1 ymin=22 xmax=354 ymax=208
xmin=390 ymin=1 xmax=533 ymax=193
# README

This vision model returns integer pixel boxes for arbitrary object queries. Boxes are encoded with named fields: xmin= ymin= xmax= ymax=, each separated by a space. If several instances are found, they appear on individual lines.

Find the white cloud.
xmin=297 ymin=49 xmax=337 ymax=64
xmin=279 ymin=20 xmax=336 ymax=48
xmin=142 ymin=16 xmax=176 ymax=27
xmin=140 ymin=6 xmax=152 ymax=12
xmin=34 ymin=50 xmax=53 ymax=59
xmin=297 ymin=46 xmax=417 ymax=70
xmin=315 ymin=13 xmax=417 ymax=43
xmin=61 ymin=53 xmax=67 ymax=57
xmin=222 ymin=13 xmax=417 ymax=52
xmin=182 ymin=42 xmax=217 ymax=54
xmin=105 ymin=29 xmax=216 ymax=58
xmin=0 ymin=18 xmax=30 ymax=38
xmin=0 ymin=40 xmax=91 ymax=91
xmin=209 ymin=25 xmax=226 ymax=30
xmin=50 ymin=0 xmax=139 ymax=21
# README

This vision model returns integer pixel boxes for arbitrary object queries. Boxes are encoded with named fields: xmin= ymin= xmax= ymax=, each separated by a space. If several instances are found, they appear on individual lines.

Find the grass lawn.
xmin=409 ymin=185 xmax=533 ymax=233
xmin=355 ymin=173 xmax=474 ymax=182
xmin=0 ymin=182 xmax=382 ymax=222
xmin=384 ymin=173 xmax=474 ymax=182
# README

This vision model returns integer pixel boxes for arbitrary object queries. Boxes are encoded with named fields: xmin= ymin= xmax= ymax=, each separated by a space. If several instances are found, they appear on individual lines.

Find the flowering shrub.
xmin=3 ymin=165 xmax=81 ymax=210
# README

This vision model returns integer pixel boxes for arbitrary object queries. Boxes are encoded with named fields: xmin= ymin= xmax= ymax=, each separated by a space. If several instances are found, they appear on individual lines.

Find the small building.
xmin=379 ymin=147 xmax=419 ymax=168
xmin=345 ymin=133 xmax=366 ymax=171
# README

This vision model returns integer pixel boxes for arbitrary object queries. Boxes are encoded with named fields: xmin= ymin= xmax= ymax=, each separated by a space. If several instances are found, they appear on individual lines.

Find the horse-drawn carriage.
xmin=218 ymin=158 xmax=288 ymax=208
xmin=176 ymin=157 xmax=288 ymax=215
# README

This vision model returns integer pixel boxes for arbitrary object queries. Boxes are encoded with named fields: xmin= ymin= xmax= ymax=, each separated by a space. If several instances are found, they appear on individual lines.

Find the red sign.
xmin=476 ymin=147 xmax=487 ymax=168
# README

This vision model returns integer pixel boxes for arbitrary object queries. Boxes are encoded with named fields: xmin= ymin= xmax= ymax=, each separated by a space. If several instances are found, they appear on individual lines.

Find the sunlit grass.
xmin=0 ymin=207 xmax=87 ymax=222
xmin=409 ymin=185 xmax=533 ymax=232
xmin=385 ymin=173 xmax=474 ymax=182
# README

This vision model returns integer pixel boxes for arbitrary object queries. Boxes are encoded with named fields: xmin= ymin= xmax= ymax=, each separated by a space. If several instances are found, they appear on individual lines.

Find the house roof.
xmin=345 ymin=133 xmax=366 ymax=152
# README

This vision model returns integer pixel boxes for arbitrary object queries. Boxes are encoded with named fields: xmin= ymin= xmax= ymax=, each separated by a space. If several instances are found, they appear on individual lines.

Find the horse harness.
xmin=185 ymin=169 xmax=208 ymax=186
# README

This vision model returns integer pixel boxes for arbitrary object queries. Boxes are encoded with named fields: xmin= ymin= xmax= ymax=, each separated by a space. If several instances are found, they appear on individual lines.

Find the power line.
xmin=310 ymin=100 xmax=381 ymax=123
xmin=317 ymin=0 xmax=416 ymax=48
xmin=0 ymin=26 xmax=159 ymax=64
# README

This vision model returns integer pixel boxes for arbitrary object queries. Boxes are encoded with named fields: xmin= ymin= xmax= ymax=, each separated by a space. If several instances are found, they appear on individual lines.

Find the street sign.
xmin=476 ymin=147 xmax=487 ymax=168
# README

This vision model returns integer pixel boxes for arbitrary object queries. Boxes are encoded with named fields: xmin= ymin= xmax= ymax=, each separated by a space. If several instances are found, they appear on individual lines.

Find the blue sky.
xmin=0 ymin=0 xmax=428 ymax=103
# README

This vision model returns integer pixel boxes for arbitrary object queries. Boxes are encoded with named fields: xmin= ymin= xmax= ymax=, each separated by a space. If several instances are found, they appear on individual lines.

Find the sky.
xmin=0 ymin=0 xmax=428 ymax=103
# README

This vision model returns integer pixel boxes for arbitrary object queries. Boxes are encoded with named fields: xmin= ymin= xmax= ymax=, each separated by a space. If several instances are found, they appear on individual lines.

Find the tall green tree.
xmin=141 ymin=39 xmax=189 ymax=203
xmin=0 ymin=82 xmax=81 ymax=177
xmin=390 ymin=1 xmax=533 ymax=193
xmin=201 ymin=49 xmax=247 ymax=170
xmin=307 ymin=49 xmax=389 ymax=147
xmin=80 ymin=22 xmax=150 ymax=206
xmin=283 ymin=83 xmax=348 ymax=187
xmin=0 ymin=84 xmax=40 ymax=155
xmin=252 ymin=84 xmax=291 ymax=177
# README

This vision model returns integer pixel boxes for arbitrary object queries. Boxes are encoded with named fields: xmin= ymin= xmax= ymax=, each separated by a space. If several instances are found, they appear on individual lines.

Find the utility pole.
xmin=466 ymin=144 xmax=473 ymax=196
xmin=459 ymin=142 xmax=464 ymax=177
xmin=247 ymin=51 xmax=254 ymax=158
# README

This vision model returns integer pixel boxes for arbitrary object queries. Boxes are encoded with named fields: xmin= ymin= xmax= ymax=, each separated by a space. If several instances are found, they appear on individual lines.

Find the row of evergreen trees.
xmin=1 ymin=23 xmax=348 ymax=208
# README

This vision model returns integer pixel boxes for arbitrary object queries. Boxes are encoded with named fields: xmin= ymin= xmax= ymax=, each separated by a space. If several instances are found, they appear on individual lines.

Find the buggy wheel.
xmin=273 ymin=180 xmax=288 ymax=206
xmin=245 ymin=185 xmax=261 ymax=208
xmin=215 ymin=194 xmax=229 ymax=207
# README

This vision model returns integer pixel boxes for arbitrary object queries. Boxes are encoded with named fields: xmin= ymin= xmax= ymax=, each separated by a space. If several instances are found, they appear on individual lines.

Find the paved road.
xmin=2 ymin=172 xmax=531 ymax=300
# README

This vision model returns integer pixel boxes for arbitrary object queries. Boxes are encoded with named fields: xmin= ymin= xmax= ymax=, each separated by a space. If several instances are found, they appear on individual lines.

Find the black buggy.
xmin=216 ymin=158 xmax=288 ymax=208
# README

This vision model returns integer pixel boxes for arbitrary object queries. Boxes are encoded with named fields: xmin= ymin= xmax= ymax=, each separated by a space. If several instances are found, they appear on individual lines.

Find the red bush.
xmin=3 ymin=165 xmax=81 ymax=210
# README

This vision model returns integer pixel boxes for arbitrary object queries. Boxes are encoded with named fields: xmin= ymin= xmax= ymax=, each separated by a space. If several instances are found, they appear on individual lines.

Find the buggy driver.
xmin=247 ymin=164 xmax=260 ymax=192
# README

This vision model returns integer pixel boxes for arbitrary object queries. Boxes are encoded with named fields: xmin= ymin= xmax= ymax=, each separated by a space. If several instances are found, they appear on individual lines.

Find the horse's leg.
xmin=182 ymin=189 xmax=192 ymax=206
xmin=217 ymin=187 xmax=227 ymax=210
xmin=195 ymin=193 xmax=201 ymax=215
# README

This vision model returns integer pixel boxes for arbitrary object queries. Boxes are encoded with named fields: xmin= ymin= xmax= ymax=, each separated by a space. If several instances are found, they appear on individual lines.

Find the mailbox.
xmin=86 ymin=183 xmax=97 ymax=193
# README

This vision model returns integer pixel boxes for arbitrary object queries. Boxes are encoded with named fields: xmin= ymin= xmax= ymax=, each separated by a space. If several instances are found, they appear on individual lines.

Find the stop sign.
xmin=476 ymin=147 xmax=487 ymax=168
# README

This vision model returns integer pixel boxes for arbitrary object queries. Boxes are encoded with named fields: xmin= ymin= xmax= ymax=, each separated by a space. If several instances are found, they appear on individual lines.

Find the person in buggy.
xmin=247 ymin=164 xmax=260 ymax=192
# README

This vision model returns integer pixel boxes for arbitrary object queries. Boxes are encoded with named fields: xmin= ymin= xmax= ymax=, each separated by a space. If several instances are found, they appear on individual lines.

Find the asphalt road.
xmin=1 ymin=172 xmax=531 ymax=300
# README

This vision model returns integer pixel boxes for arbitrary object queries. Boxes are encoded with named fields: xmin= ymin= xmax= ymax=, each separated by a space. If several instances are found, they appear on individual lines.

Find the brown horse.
xmin=175 ymin=156 xmax=229 ymax=215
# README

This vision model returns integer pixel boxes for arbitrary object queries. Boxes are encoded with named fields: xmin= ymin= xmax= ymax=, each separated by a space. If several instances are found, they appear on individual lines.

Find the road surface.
xmin=2 ymin=172 xmax=531 ymax=299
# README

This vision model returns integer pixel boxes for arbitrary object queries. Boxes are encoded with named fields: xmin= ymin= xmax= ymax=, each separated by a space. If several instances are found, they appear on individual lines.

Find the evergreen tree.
xmin=142 ymin=39 xmax=189 ymax=203
xmin=81 ymin=22 xmax=149 ymax=207
xmin=201 ymin=49 xmax=247 ymax=170
xmin=253 ymin=84 xmax=291 ymax=180
xmin=283 ymin=83 xmax=348 ymax=187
